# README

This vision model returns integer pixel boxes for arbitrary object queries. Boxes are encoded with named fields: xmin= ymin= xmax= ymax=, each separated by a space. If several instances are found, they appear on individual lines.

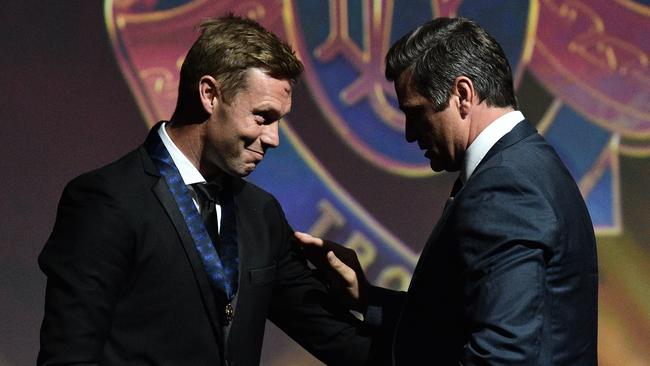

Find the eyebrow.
xmin=253 ymin=107 xmax=283 ymax=120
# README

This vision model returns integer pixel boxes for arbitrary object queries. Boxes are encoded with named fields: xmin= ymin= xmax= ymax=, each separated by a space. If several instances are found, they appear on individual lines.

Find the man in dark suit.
xmin=297 ymin=17 xmax=598 ymax=365
xmin=38 ymin=15 xmax=371 ymax=365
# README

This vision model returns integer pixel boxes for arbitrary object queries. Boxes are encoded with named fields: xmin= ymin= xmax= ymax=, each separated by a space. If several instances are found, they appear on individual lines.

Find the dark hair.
xmin=385 ymin=17 xmax=517 ymax=111
xmin=174 ymin=14 xmax=303 ymax=117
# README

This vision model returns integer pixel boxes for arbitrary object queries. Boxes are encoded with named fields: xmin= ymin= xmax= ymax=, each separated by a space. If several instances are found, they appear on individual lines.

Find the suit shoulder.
xmin=63 ymin=147 xmax=152 ymax=201
xmin=502 ymin=134 xmax=568 ymax=173
xmin=476 ymin=134 xmax=576 ymax=190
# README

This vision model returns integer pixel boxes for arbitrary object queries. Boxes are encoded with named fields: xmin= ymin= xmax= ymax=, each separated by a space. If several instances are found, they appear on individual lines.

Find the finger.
xmin=326 ymin=251 xmax=357 ymax=284
xmin=294 ymin=231 xmax=325 ymax=247
xmin=323 ymin=240 xmax=354 ymax=259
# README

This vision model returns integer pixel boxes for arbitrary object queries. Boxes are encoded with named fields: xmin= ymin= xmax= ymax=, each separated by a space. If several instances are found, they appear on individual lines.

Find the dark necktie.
xmin=192 ymin=182 xmax=239 ymax=323
xmin=192 ymin=183 xmax=221 ymax=248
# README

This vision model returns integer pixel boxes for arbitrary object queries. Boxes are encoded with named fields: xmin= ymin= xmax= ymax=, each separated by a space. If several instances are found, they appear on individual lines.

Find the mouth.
xmin=246 ymin=148 xmax=265 ymax=161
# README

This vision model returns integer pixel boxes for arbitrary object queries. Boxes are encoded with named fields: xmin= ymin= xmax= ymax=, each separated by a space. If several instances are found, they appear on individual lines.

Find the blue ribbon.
xmin=145 ymin=131 xmax=238 ymax=301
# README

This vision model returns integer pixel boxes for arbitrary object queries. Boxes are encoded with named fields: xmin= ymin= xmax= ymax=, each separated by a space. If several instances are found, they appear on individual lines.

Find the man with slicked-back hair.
xmin=298 ymin=17 xmax=598 ymax=365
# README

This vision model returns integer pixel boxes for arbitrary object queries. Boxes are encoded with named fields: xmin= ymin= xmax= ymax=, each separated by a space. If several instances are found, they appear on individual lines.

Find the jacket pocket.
xmin=248 ymin=262 xmax=277 ymax=286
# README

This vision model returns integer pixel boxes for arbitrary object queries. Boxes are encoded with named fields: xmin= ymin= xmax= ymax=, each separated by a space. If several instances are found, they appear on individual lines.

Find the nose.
xmin=260 ymin=121 xmax=280 ymax=148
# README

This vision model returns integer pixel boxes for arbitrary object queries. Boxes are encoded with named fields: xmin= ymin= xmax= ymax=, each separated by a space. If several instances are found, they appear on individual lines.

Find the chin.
xmin=234 ymin=168 xmax=252 ymax=177
xmin=429 ymin=156 xmax=460 ymax=172
xmin=239 ymin=164 xmax=258 ymax=177
xmin=428 ymin=160 xmax=444 ymax=172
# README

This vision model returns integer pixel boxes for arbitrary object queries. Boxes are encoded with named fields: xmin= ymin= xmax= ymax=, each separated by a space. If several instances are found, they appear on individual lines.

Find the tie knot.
xmin=192 ymin=182 xmax=222 ymax=203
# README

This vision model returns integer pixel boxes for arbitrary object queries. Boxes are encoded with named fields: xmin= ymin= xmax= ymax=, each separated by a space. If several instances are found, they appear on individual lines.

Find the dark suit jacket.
xmin=38 ymin=128 xmax=371 ymax=365
xmin=368 ymin=121 xmax=598 ymax=365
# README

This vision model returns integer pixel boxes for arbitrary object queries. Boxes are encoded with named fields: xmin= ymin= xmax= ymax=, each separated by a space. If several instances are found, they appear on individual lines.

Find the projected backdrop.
xmin=104 ymin=0 xmax=649 ymax=364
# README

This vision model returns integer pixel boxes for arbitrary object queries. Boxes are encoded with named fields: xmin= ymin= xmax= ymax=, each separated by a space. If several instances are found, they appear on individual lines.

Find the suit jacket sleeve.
xmin=38 ymin=173 xmax=133 ymax=365
xmin=453 ymin=165 xmax=557 ymax=365
xmin=365 ymin=285 xmax=405 ymax=329
xmin=264 ymin=198 xmax=374 ymax=366
xmin=363 ymin=286 xmax=406 ymax=365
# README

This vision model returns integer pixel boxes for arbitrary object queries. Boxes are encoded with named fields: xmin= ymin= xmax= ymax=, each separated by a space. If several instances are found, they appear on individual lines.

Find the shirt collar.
xmin=157 ymin=122 xmax=206 ymax=186
xmin=462 ymin=110 xmax=525 ymax=182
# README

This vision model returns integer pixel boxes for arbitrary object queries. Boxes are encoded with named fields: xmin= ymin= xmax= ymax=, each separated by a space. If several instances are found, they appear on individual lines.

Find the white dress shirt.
xmin=158 ymin=122 xmax=221 ymax=231
xmin=461 ymin=110 xmax=525 ymax=183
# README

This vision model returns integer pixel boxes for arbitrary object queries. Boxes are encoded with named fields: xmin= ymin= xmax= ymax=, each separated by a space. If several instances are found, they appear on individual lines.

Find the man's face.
xmin=395 ymin=71 xmax=468 ymax=172
xmin=205 ymin=68 xmax=292 ymax=177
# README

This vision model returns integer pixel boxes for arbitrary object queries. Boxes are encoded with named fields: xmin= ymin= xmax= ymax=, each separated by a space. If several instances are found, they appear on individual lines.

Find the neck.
xmin=170 ymin=101 xmax=209 ymax=125
xmin=467 ymin=106 xmax=515 ymax=147
xmin=165 ymin=121 xmax=226 ymax=182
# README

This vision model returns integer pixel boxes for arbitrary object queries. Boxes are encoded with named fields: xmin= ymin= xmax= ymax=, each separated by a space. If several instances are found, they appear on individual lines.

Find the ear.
xmin=199 ymin=75 xmax=220 ymax=115
xmin=452 ymin=76 xmax=474 ymax=119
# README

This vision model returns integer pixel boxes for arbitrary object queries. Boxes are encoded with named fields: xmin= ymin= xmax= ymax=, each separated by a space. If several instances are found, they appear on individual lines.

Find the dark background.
xmin=1 ymin=2 xmax=144 ymax=364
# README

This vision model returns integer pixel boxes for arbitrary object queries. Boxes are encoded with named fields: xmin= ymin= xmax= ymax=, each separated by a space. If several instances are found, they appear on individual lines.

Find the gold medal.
xmin=225 ymin=303 xmax=234 ymax=323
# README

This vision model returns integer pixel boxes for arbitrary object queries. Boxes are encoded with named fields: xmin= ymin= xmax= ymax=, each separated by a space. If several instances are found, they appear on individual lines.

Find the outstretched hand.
xmin=295 ymin=231 xmax=369 ymax=312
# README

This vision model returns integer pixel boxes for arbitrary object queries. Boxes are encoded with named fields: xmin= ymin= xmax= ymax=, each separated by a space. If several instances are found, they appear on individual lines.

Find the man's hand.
xmin=295 ymin=232 xmax=369 ymax=312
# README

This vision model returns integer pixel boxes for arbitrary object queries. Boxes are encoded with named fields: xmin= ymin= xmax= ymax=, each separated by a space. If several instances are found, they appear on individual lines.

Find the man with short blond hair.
xmin=39 ymin=15 xmax=371 ymax=366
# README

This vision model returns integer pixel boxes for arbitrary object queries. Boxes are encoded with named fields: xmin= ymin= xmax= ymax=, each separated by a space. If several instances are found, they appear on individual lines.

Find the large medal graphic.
xmin=105 ymin=1 xmax=650 ymax=364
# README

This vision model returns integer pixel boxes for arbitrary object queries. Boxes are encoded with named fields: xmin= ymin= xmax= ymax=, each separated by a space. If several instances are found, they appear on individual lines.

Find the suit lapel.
xmin=407 ymin=121 xmax=536 ymax=291
xmin=225 ymin=180 xmax=262 ymax=359
xmin=472 ymin=119 xmax=537 ymax=176
xmin=407 ymin=178 xmax=460 ymax=291
xmin=230 ymin=179 xmax=257 ymax=299
xmin=139 ymin=133 xmax=224 ymax=342
xmin=396 ymin=120 xmax=540 ymax=358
